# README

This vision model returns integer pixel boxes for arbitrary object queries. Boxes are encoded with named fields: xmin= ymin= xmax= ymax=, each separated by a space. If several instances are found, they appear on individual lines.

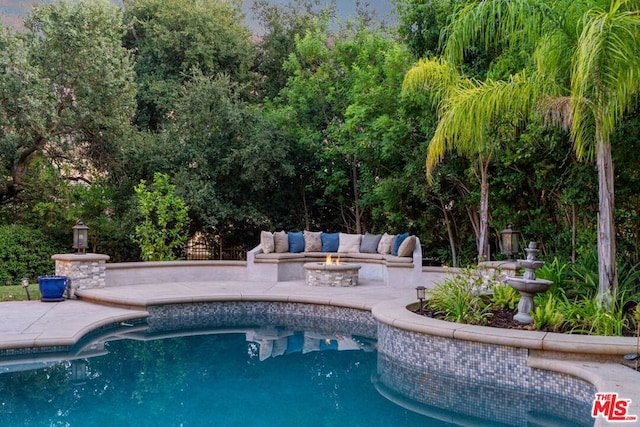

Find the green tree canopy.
xmin=123 ymin=0 xmax=254 ymax=130
xmin=0 ymin=0 xmax=136 ymax=205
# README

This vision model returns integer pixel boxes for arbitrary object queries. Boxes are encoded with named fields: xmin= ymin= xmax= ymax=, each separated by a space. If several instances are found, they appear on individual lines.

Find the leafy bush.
xmin=491 ymin=283 xmax=519 ymax=310
xmin=132 ymin=173 xmax=190 ymax=261
xmin=0 ymin=225 xmax=63 ymax=285
xmin=531 ymin=294 xmax=565 ymax=332
xmin=426 ymin=269 xmax=493 ymax=325
xmin=536 ymin=257 xmax=571 ymax=296
xmin=564 ymin=294 xmax=631 ymax=336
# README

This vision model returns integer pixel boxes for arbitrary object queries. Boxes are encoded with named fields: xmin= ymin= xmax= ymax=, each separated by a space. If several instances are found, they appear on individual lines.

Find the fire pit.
xmin=304 ymin=255 xmax=361 ymax=287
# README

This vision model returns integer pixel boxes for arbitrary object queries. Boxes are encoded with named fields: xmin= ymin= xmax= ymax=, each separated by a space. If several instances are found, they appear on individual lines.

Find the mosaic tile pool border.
xmin=147 ymin=302 xmax=378 ymax=339
xmin=377 ymin=322 xmax=596 ymax=405
xmin=374 ymin=353 xmax=593 ymax=427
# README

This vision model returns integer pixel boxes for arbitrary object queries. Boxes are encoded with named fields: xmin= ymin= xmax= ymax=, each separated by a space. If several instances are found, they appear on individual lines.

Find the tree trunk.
xmin=596 ymin=127 xmax=617 ymax=309
xmin=351 ymin=157 xmax=362 ymax=234
xmin=477 ymin=157 xmax=490 ymax=262
xmin=439 ymin=194 xmax=458 ymax=267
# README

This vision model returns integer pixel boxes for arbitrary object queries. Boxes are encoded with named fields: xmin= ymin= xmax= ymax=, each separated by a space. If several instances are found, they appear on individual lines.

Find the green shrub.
xmin=427 ymin=269 xmax=492 ymax=325
xmin=536 ymin=257 xmax=571 ymax=296
xmin=491 ymin=283 xmax=520 ymax=310
xmin=531 ymin=293 xmax=565 ymax=332
xmin=0 ymin=225 xmax=63 ymax=285
xmin=132 ymin=173 xmax=190 ymax=261
xmin=565 ymin=295 xmax=631 ymax=336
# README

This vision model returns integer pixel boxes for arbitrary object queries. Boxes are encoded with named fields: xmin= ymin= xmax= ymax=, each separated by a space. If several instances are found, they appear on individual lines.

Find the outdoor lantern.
xmin=500 ymin=224 xmax=520 ymax=260
xmin=416 ymin=286 xmax=426 ymax=315
xmin=21 ymin=278 xmax=31 ymax=301
xmin=72 ymin=221 xmax=89 ymax=254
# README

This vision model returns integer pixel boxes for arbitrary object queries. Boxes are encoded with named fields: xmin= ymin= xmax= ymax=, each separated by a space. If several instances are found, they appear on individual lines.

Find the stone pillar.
xmin=51 ymin=253 xmax=110 ymax=299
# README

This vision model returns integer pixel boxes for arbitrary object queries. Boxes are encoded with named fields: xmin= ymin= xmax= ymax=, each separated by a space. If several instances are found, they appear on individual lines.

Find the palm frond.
xmin=402 ymin=57 xmax=461 ymax=105
xmin=426 ymin=72 xmax=542 ymax=178
xmin=442 ymin=0 xmax=554 ymax=67
xmin=571 ymin=0 xmax=640 ymax=157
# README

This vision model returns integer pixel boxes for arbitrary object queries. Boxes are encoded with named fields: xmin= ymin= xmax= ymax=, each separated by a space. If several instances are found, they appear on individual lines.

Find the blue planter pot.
xmin=38 ymin=276 xmax=67 ymax=302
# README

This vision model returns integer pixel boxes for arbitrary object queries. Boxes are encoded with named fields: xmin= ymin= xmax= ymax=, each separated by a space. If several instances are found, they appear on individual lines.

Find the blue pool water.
xmin=0 ymin=328 xmax=594 ymax=426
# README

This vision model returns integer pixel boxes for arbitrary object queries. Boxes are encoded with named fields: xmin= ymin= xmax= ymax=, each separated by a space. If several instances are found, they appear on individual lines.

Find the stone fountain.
xmin=506 ymin=241 xmax=553 ymax=324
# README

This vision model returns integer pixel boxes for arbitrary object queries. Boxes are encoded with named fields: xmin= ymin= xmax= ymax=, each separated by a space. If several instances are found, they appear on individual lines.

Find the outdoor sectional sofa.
xmin=246 ymin=231 xmax=423 ymax=287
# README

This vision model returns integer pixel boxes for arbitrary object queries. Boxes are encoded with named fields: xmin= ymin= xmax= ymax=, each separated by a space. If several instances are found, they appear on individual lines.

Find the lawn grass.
xmin=0 ymin=284 xmax=41 ymax=302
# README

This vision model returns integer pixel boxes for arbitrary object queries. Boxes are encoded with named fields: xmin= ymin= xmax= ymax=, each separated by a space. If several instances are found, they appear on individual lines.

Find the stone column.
xmin=51 ymin=253 xmax=110 ymax=299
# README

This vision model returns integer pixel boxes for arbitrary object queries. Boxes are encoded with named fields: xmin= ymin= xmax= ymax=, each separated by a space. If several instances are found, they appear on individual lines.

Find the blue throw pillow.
xmin=288 ymin=231 xmax=305 ymax=253
xmin=321 ymin=232 xmax=339 ymax=252
xmin=391 ymin=232 xmax=410 ymax=256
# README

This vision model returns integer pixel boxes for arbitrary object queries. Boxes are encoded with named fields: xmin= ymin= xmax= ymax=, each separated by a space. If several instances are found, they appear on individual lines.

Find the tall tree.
xmin=0 ymin=0 xmax=136 ymax=205
xmin=252 ymin=0 xmax=333 ymax=100
xmin=123 ymin=0 xmax=254 ymax=131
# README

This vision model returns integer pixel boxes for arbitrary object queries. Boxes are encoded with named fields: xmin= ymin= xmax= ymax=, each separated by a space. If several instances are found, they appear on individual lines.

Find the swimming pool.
xmin=0 ymin=324 xmax=593 ymax=426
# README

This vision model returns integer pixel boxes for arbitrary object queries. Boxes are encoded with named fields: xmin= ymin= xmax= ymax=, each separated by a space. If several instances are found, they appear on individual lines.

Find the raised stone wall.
xmin=52 ymin=253 xmax=109 ymax=299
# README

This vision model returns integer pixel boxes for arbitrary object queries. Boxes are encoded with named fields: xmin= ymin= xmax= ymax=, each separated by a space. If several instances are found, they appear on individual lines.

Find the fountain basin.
xmin=506 ymin=277 xmax=552 ymax=295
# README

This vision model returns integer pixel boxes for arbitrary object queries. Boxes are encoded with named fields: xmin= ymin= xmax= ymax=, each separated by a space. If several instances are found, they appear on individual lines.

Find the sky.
xmin=0 ymin=0 xmax=395 ymax=33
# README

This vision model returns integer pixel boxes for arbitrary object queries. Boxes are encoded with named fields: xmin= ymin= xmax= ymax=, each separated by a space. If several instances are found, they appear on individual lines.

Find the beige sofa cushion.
xmin=303 ymin=231 xmax=322 ymax=252
xmin=397 ymin=235 xmax=417 ymax=257
xmin=273 ymin=231 xmax=289 ymax=253
xmin=338 ymin=233 xmax=361 ymax=253
xmin=377 ymin=233 xmax=394 ymax=254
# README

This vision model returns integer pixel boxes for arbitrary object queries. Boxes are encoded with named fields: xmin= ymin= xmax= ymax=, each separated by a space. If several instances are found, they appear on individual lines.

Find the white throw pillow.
xmin=260 ymin=231 xmax=274 ymax=254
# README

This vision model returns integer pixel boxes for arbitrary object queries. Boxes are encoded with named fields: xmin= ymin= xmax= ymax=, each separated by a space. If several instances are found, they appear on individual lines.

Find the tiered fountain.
xmin=506 ymin=242 xmax=552 ymax=324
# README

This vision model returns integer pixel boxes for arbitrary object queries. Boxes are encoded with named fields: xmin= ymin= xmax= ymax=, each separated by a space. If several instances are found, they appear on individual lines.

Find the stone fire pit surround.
xmin=304 ymin=261 xmax=361 ymax=287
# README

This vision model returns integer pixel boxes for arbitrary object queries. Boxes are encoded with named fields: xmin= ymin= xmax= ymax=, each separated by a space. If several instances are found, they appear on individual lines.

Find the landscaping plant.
xmin=132 ymin=173 xmax=190 ymax=261
xmin=426 ymin=269 xmax=493 ymax=325
xmin=490 ymin=283 xmax=519 ymax=311
xmin=530 ymin=294 xmax=565 ymax=332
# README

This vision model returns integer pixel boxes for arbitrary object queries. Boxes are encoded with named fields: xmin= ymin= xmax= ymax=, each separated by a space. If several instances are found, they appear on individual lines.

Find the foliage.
xmin=490 ymin=283 xmax=519 ymax=311
xmin=117 ymin=73 xmax=295 ymax=247
xmin=252 ymin=0 xmax=331 ymax=100
xmin=0 ymin=225 xmax=63 ymax=285
xmin=0 ymin=0 xmax=136 ymax=205
xmin=426 ymin=269 xmax=493 ymax=325
xmin=132 ymin=173 xmax=190 ymax=261
xmin=562 ymin=294 xmax=631 ymax=337
xmin=418 ymin=0 xmax=640 ymax=306
xmin=1 ymin=0 xmax=640 ymax=282
xmin=123 ymin=0 xmax=253 ymax=131
xmin=536 ymin=256 xmax=572 ymax=296
xmin=530 ymin=293 xmax=565 ymax=332
xmin=393 ymin=0 xmax=454 ymax=58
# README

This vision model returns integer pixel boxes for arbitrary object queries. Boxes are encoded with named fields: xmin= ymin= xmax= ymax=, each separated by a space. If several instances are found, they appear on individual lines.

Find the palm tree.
xmin=403 ymin=60 xmax=541 ymax=261
xmin=404 ymin=0 xmax=640 ymax=307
